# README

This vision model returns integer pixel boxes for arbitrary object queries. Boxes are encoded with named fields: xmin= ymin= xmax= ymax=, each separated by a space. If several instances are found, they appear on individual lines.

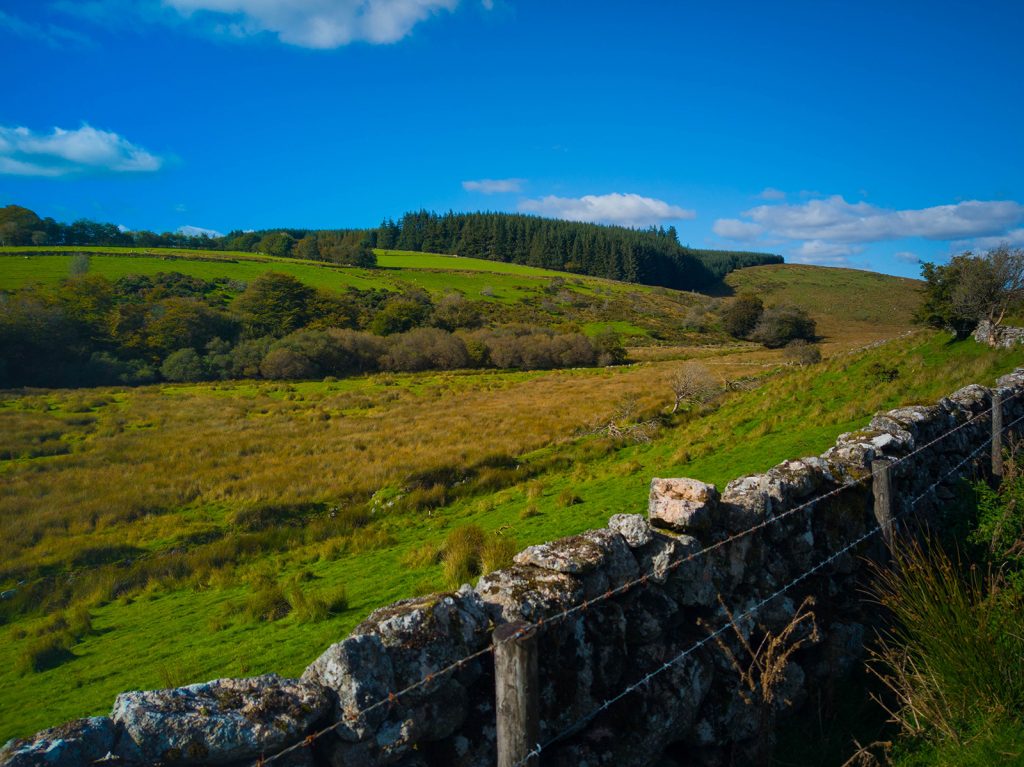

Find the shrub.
xmin=324 ymin=328 xmax=385 ymax=374
xmin=160 ymin=348 xmax=209 ymax=382
xmin=782 ymin=339 xmax=821 ymax=366
xmin=721 ymin=293 xmax=764 ymax=338
xmin=592 ymin=327 xmax=627 ymax=366
xmin=431 ymin=293 xmax=482 ymax=331
xmin=260 ymin=347 xmax=317 ymax=380
xmin=669 ymin=361 xmax=720 ymax=413
xmin=370 ymin=294 xmax=432 ymax=335
xmin=750 ymin=305 xmax=816 ymax=348
xmin=381 ymin=328 xmax=470 ymax=372
xmin=470 ymin=326 xmax=598 ymax=370
xmin=234 ymin=272 xmax=315 ymax=337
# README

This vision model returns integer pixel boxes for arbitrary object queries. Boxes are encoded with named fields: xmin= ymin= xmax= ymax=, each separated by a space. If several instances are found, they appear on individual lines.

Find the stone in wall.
xmin=974 ymin=320 xmax=1024 ymax=348
xmin=112 ymin=675 xmax=329 ymax=765
xmin=649 ymin=478 xmax=718 ymax=533
xmin=0 ymin=717 xmax=133 ymax=767
xmin=9 ymin=368 xmax=1024 ymax=767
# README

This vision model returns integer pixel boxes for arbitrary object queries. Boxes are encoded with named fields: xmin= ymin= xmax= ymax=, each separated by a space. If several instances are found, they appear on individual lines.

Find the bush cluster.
xmin=720 ymin=293 xmax=817 ymax=348
xmin=159 ymin=324 xmax=604 ymax=382
xmin=1 ymin=270 xmax=615 ymax=387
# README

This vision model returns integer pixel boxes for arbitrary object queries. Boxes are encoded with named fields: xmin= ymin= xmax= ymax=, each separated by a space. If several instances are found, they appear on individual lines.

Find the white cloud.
xmin=790 ymin=240 xmax=862 ymax=266
xmin=951 ymin=227 xmax=1024 ymax=253
xmin=0 ymin=124 xmax=163 ymax=177
xmin=462 ymin=177 xmax=524 ymax=194
xmin=757 ymin=187 xmax=786 ymax=201
xmin=518 ymin=192 xmax=695 ymax=228
xmin=177 ymin=224 xmax=223 ymax=238
xmin=162 ymin=0 xmax=460 ymax=47
xmin=894 ymin=250 xmax=919 ymax=264
xmin=712 ymin=218 xmax=763 ymax=241
xmin=744 ymin=196 xmax=1024 ymax=243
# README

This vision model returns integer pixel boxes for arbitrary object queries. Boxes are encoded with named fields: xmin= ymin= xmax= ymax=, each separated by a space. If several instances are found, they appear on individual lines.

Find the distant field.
xmin=1 ymin=330 xmax=1020 ymax=740
xmin=374 ymin=250 xmax=574 ymax=278
xmin=0 ymin=246 xmax=722 ymax=344
xmin=1 ymin=247 xmax=922 ymax=352
xmin=725 ymin=263 xmax=922 ymax=351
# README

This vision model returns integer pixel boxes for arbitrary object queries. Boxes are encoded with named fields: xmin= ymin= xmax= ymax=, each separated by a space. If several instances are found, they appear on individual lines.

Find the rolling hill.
xmin=0 ymin=246 xmax=946 ymax=740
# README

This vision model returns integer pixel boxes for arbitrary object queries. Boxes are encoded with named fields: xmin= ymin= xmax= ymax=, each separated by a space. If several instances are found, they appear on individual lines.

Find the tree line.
xmin=1 ymin=205 xmax=782 ymax=290
xmin=0 ymin=269 xmax=625 ymax=388
xmin=368 ymin=210 xmax=781 ymax=289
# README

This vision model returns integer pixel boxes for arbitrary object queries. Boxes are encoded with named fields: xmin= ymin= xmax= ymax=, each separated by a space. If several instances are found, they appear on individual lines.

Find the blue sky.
xmin=2 ymin=0 xmax=1023 ymax=277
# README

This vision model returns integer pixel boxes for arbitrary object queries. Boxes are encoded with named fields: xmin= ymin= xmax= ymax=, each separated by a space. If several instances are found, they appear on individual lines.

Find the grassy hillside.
xmin=0 ymin=246 xmax=719 ymax=346
xmin=1 ymin=329 xmax=1021 ymax=740
xmin=0 ymin=246 xmax=944 ymax=739
xmin=725 ymin=263 xmax=922 ymax=350
xmin=1 ymin=247 xmax=922 ymax=353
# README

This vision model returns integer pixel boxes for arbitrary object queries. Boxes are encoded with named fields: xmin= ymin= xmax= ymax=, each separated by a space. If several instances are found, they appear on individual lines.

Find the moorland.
xmin=2 ymin=224 xmax=1022 ymax=746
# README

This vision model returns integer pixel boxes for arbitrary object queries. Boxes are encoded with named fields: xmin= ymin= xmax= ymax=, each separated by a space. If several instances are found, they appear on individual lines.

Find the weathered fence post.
xmin=872 ymin=458 xmax=894 ymax=548
xmin=993 ymin=388 xmax=1004 ymax=480
xmin=494 ymin=621 xmax=539 ymax=767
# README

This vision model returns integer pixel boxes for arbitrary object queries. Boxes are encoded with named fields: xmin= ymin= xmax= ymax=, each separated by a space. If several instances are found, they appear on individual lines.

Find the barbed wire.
xmin=511 ymin=419 xmax=1017 ymax=766
xmin=482 ymin=393 xmax=1005 ymax=648
xmin=251 ymin=388 xmax=1020 ymax=766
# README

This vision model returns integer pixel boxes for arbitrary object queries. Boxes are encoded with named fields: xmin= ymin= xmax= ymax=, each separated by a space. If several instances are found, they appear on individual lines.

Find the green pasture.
xmin=1 ymin=331 xmax=1020 ymax=740
xmin=0 ymin=248 xmax=629 ymax=305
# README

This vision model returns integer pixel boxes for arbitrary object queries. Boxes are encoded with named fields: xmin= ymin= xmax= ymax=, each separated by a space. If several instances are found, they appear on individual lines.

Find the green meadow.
xmin=1 ymin=327 xmax=1021 ymax=741
xmin=0 ymin=246 xmax=995 ymax=744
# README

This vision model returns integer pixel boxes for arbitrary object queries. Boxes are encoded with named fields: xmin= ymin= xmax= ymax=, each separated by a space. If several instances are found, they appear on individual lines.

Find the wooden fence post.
xmin=495 ymin=621 xmax=539 ymax=767
xmin=872 ymin=458 xmax=894 ymax=548
xmin=993 ymin=388 xmax=1004 ymax=480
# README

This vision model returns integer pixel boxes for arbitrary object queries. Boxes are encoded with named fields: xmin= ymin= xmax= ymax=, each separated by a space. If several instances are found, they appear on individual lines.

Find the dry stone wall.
xmin=6 ymin=368 xmax=1024 ymax=767
xmin=974 ymin=320 xmax=1024 ymax=348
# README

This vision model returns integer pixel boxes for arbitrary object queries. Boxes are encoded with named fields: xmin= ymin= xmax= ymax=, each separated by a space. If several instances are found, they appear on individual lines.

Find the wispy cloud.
xmin=159 ymin=0 xmax=461 ymax=47
xmin=715 ymin=193 xmax=1024 ymax=267
xmin=951 ymin=227 xmax=1024 ymax=253
xmin=757 ymin=187 xmax=786 ymax=201
xmin=0 ymin=9 xmax=94 ymax=48
xmin=518 ymin=192 xmax=695 ymax=228
xmin=0 ymin=124 xmax=163 ymax=177
xmin=462 ymin=177 xmax=524 ymax=194
xmin=177 ymin=224 xmax=223 ymax=238
xmin=790 ymin=239 xmax=862 ymax=266
xmin=744 ymin=196 xmax=1024 ymax=243
xmin=712 ymin=218 xmax=763 ymax=241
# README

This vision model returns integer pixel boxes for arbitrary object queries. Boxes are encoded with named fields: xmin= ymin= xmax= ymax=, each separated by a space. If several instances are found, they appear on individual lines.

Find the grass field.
xmin=725 ymin=263 xmax=922 ymax=351
xmin=0 ymin=246 xmax=923 ymax=352
xmin=1 ymin=327 xmax=1021 ymax=740
xmin=0 ymin=246 xmax=633 ymax=299
xmin=0 ymin=247 xmax=947 ymax=739
xmin=0 ymin=246 xmax=720 ymax=345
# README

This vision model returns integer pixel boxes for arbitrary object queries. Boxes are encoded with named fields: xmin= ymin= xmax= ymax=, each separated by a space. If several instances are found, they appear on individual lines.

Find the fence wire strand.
xmin=511 ymin=414 xmax=1022 ymax=766
xmin=250 ymin=388 xmax=1020 ymax=766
